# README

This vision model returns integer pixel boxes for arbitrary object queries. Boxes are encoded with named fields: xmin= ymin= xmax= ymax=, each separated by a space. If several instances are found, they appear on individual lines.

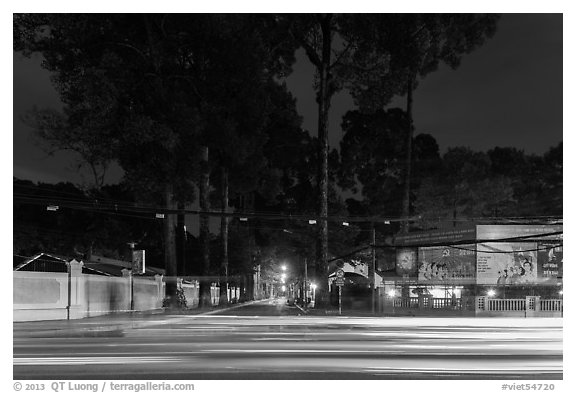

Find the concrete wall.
xmin=180 ymin=280 xmax=220 ymax=308
xmin=13 ymin=271 xmax=69 ymax=321
xmin=181 ymin=281 xmax=199 ymax=308
xmin=82 ymin=275 xmax=131 ymax=317
xmin=14 ymin=260 xmax=165 ymax=322
xmin=134 ymin=276 xmax=164 ymax=311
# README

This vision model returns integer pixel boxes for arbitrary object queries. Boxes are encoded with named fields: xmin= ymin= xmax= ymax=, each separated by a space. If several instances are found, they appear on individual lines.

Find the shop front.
xmin=388 ymin=224 xmax=563 ymax=317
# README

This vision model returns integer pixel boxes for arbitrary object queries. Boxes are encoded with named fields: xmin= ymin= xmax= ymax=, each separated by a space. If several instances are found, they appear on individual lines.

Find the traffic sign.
xmin=335 ymin=277 xmax=345 ymax=286
xmin=336 ymin=269 xmax=345 ymax=278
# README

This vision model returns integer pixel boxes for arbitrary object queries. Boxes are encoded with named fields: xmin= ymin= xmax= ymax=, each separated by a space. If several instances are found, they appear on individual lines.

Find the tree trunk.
xmin=239 ymin=275 xmax=247 ymax=302
xmin=176 ymin=201 xmax=186 ymax=277
xmin=164 ymin=183 xmax=178 ymax=308
xmin=247 ymin=270 xmax=255 ymax=301
xmin=199 ymin=146 xmax=212 ymax=308
xmin=219 ymin=167 xmax=229 ymax=306
xmin=370 ymin=225 xmax=376 ymax=313
xmin=401 ymin=76 xmax=416 ymax=234
xmin=314 ymin=15 xmax=333 ymax=309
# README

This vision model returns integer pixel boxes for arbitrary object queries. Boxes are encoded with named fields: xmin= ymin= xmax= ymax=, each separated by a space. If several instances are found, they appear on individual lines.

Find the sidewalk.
xmin=13 ymin=298 xmax=270 ymax=338
xmin=294 ymin=304 xmax=477 ymax=318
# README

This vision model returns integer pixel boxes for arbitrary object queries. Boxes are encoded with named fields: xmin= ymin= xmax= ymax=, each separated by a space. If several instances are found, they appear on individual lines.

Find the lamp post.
xmin=303 ymin=257 xmax=308 ymax=307
xmin=127 ymin=242 xmax=137 ymax=311
xmin=371 ymin=225 xmax=376 ymax=314
xmin=311 ymin=283 xmax=317 ymax=306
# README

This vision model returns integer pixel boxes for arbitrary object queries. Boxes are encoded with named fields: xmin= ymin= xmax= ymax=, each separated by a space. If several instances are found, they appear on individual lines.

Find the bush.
xmin=162 ymin=286 xmax=188 ymax=309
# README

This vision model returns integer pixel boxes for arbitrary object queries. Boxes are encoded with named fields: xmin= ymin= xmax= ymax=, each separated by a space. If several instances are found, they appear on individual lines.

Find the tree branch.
xmin=285 ymin=16 xmax=323 ymax=68
xmin=330 ymin=41 xmax=355 ymax=70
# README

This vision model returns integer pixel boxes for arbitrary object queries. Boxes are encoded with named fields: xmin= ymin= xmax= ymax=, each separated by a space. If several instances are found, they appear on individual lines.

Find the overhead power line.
xmin=14 ymin=193 xmax=563 ymax=225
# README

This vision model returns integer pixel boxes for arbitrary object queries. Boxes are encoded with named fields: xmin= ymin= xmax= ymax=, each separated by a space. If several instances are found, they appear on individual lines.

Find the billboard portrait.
xmin=417 ymin=245 xmax=476 ymax=284
xmin=477 ymin=242 xmax=537 ymax=285
xmin=537 ymin=242 xmax=563 ymax=282
xmin=396 ymin=248 xmax=417 ymax=276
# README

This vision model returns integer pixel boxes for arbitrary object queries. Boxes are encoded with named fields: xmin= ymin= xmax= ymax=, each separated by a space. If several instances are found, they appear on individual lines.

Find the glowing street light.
xmin=281 ymin=265 xmax=287 ymax=271
xmin=487 ymin=289 xmax=496 ymax=297
xmin=387 ymin=289 xmax=396 ymax=298
xmin=282 ymin=285 xmax=286 ymax=292
xmin=310 ymin=283 xmax=317 ymax=304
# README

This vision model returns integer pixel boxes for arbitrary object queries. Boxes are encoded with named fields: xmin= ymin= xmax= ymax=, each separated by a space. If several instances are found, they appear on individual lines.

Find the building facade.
xmin=386 ymin=224 xmax=563 ymax=315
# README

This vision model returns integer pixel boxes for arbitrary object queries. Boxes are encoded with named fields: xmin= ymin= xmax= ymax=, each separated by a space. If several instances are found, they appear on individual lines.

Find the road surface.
xmin=13 ymin=298 xmax=563 ymax=380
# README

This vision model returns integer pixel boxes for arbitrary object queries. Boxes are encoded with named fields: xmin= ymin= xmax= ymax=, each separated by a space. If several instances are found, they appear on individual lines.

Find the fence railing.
xmin=393 ymin=297 xmax=419 ymax=308
xmin=540 ymin=299 xmax=563 ymax=312
xmin=486 ymin=298 xmax=526 ymax=311
xmin=432 ymin=297 xmax=462 ymax=309
xmin=390 ymin=295 xmax=562 ymax=316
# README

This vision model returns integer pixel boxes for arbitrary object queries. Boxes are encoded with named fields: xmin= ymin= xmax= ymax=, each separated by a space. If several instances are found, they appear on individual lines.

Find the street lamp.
xmin=487 ymin=289 xmax=496 ymax=297
xmin=281 ymin=265 xmax=287 ymax=271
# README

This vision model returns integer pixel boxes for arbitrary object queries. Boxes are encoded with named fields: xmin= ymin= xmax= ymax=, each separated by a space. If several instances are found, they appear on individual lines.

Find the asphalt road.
xmin=13 ymin=298 xmax=563 ymax=380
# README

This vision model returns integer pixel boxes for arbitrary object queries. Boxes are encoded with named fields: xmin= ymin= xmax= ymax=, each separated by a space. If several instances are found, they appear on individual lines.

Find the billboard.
xmin=476 ymin=225 xmax=562 ymax=241
xmin=417 ymin=245 xmax=476 ymax=284
xmin=396 ymin=248 xmax=418 ymax=276
xmin=537 ymin=242 xmax=563 ymax=282
xmin=395 ymin=226 xmax=476 ymax=246
xmin=132 ymin=249 xmax=146 ymax=275
xmin=477 ymin=243 xmax=538 ymax=285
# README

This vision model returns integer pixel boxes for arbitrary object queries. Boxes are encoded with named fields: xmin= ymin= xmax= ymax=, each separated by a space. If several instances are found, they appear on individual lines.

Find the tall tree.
xmin=339 ymin=108 xmax=442 ymax=222
xmin=341 ymin=14 xmax=500 ymax=232
xmin=199 ymin=16 xmax=297 ymax=305
xmin=413 ymin=147 xmax=518 ymax=228
xmin=15 ymin=14 xmax=299 ymax=307
xmin=285 ymin=14 xmax=393 ymax=307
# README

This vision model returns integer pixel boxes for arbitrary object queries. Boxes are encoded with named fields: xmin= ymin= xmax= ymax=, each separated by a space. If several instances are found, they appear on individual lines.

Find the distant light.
xmin=311 ymin=283 xmax=317 ymax=290
xmin=47 ymin=205 xmax=59 ymax=211
xmin=342 ymin=222 xmax=350 ymax=226
xmin=281 ymin=273 xmax=286 ymax=279
xmin=155 ymin=213 xmax=165 ymax=219
xmin=281 ymin=265 xmax=287 ymax=271
xmin=559 ymin=290 xmax=563 ymax=296
xmin=387 ymin=289 xmax=396 ymax=298
xmin=282 ymin=285 xmax=286 ymax=291
xmin=309 ymin=220 xmax=317 ymax=225
xmin=281 ymin=277 xmax=286 ymax=283
xmin=487 ymin=289 xmax=496 ymax=297
xmin=384 ymin=220 xmax=391 ymax=225
xmin=239 ymin=217 xmax=248 ymax=222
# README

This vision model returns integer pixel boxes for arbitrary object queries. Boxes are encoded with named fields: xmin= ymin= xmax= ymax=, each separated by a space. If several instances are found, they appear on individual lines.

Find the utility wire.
xmin=14 ymin=194 xmax=562 ymax=225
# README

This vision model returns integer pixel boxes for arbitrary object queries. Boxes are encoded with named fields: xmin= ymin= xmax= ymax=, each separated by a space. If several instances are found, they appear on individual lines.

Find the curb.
xmin=192 ymin=298 xmax=270 ymax=316
xmin=13 ymin=298 xmax=273 ymax=338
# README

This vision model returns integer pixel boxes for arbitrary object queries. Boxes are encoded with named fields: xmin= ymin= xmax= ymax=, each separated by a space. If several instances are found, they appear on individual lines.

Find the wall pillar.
xmin=475 ymin=296 xmax=487 ymax=316
xmin=526 ymin=296 xmax=541 ymax=317
xmin=122 ymin=268 xmax=133 ymax=311
xmin=155 ymin=275 xmax=164 ymax=308
xmin=67 ymin=259 xmax=85 ymax=319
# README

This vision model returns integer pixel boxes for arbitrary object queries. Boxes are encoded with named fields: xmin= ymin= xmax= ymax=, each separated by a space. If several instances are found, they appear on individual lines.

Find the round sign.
xmin=336 ymin=269 xmax=345 ymax=278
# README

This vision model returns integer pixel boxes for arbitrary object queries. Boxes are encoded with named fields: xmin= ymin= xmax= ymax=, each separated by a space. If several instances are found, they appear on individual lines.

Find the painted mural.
xmin=417 ymin=245 xmax=476 ymax=284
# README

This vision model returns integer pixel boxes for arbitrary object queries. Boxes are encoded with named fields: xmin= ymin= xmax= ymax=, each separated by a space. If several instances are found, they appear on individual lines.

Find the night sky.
xmin=12 ymin=13 xmax=563 ymax=186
